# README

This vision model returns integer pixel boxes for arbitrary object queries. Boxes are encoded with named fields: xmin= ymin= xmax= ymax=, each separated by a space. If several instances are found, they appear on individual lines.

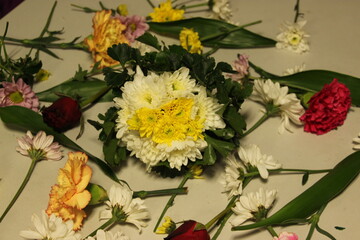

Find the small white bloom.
xmin=238 ymin=144 xmax=281 ymax=179
xmin=353 ymin=132 xmax=360 ymax=150
xmin=221 ymin=154 xmax=246 ymax=198
xmin=85 ymin=229 xmax=130 ymax=240
xmin=231 ymin=188 xmax=277 ymax=226
xmin=276 ymin=20 xmax=310 ymax=53
xmin=16 ymin=131 xmax=63 ymax=161
xmin=282 ymin=63 xmax=306 ymax=76
xmin=250 ymin=79 xmax=305 ymax=133
xmin=100 ymin=184 xmax=150 ymax=232
xmin=208 ymin=0 xmax=232 ymax=22
xmin=20 ymin=211 xmax=81 ymax=240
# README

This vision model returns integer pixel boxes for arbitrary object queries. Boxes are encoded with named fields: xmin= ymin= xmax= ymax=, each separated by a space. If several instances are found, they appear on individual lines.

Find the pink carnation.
xmin=228 ymin=54 xmax=249 ymax=82
xmin=119 ymin=15 xmax=149 ymax=43
xmin=300 ymin=79 xmax=351 ymax=135
xmin=273 ymin=232 xmax=298 ymax=240
xmin=0 ymin=78 xmax=39 ymax=111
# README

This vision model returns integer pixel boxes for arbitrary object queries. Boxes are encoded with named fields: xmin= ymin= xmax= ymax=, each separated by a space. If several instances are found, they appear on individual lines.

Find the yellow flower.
xmin=179 ymin=28 xmax=203 ymax=54
xmin=46 ymin=152 xmax=92 ymax=230
xmin=84 ymin=10 xmax=129 ymax=68
xmin=35 ymin=69 xmax=51 ymax=82
xmin=189 ymin=165 xmax=204 ymax=179
xmin=149 ymin=0 xmax=184 ymax=22
xmin=117 ymin=4 xmax=128 ymax=16
xmin=155 ymin=216 xmax=176 ymax=234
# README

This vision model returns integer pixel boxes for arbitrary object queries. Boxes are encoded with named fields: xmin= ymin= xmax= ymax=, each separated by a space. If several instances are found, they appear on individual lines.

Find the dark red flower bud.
xmin=42 ymin=97 xmax=82 ymax=132
xmin=164 ymin=220 xmax=210 ymax=240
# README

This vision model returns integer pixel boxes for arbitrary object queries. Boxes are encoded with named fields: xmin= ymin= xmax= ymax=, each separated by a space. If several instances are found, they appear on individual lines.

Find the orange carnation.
xmin=46 ymin=152 xmax=92 ymax=230
xmin=84 ymin=10 xmax=129 ymax=68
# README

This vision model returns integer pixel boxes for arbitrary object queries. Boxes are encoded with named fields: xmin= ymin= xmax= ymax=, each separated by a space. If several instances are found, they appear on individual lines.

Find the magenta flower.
xmin=0 ymin=78 xmax=39 ymax=111
xmin=119 ymin=15 xmax=149 ymax=42
xmin=228 ymin=54 xmax=250 ymax=82
xmin=273 ymin=232 xmax=298 ymax=240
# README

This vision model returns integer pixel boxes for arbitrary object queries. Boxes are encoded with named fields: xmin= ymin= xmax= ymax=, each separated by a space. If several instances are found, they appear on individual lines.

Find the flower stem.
xmin=240 ymin=111 xmax=270 ymax=139
xmin=176 ymin=2 xmax=208 ymax=10
xmin=88 ymin=216 xmax=117 ymax=237
xmin=133 ymin=187 xmax=188 ymax=199
xmin=153 ymin=173 xmax=191 ymax=232
xmin=205 ymin=195 xmax=237 ymax=230
xmin=244 ymin=168 xmax=331 ymax=178
xmin=0 ymin=158 xmax=37 ymax=222
xmin=267 ymin=225 xmax=278 ymax=237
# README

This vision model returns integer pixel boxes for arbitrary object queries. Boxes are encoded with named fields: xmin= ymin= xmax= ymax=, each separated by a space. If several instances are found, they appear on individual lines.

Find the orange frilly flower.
xmin=46 ymin=152 xmax=92 ymax=230
xmin=84 ymin=10 xmax=129 ymax=68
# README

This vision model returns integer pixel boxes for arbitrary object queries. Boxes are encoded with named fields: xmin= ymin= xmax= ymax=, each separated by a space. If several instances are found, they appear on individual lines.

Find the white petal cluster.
xmin=250 ymin=79 xmax=305 ymax=133
xmin=276 ymin=20 xmax=310 ymax=53
xmin=238 ymin=144 xmax=281 ymax=179
xmin=231 ymin=188 xmax=277 ymax=226
xmin=85 ymin=230 xmax=129 ymax=240
xmin=353 ymin=132 xmax=360 ymax=150
xmin=100 ymin=184 xmax=150 ymax=232
xmin=208 ymin=0 xmax=233 ymax=22
xmin=114 ymin=67 xmax=225 ymax=170
xmin=16 ymin=131 xmax=63 ymax=161
xmin=221 ymin=154 xmax=246 ymax=198
xmin=20 ymin=211 xmax=81 ymax=240
xmin=282 ymin=63 xmax=306 ymax=76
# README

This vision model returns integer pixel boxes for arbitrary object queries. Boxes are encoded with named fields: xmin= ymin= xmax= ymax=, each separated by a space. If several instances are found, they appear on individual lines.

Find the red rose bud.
xmin=164 ymin=220 xmax=210 ymax=240
xmin=42 ymin=97 xmax=82 ymax=132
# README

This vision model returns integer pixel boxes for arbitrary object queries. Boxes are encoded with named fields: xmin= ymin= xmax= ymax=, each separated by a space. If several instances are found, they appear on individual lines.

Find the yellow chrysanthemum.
xmin=155 ymin=216 xmax=176 ymax=234
xmin=149 ymin=0 xmax=184 ymax=22
xmin=179 ymin=28 xmax=203 ymax=54
xmin=46 ymin=152 xmax=92 ymax=230
xmin=84 ymin=10 xmax=129 ymax=68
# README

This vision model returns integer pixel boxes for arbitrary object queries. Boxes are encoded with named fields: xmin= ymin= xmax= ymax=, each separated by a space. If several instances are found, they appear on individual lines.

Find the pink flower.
xmin=273 ymin=232 xmax=298 ymax=240
xmin=119 ymin=15 xmax=149 ymax=43
xmin=0 ymin=78 xmax=39 ymax=111
xmin=300 ymin=79 xmax=351 ymax=135
xmin=229 ymin=54 xmax=249 ymax=82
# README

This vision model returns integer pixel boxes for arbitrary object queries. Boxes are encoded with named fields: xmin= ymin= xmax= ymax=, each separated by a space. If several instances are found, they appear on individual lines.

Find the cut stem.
xmin=133 ymin=187 xmax=188 ymax=199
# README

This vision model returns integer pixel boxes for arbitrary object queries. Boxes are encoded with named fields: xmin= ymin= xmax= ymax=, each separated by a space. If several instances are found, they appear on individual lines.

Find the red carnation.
xmin=42 ymin=97 xmax=82 ymax=132
xmin=164 ymin=220 xmax=210 ymax=240
xmin=300 ymin=79 xmax=351 ymax=135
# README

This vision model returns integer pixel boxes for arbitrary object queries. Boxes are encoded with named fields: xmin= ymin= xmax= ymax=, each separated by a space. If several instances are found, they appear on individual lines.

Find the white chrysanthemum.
xmin=353 ymin=132 xmax=360 ymax=150
xmin=276 ymin=20 xmax=310 ymax=53
xmin=20 ymin=211 xmax=81 ymax=240
xmin=85 ymin=230 xmax=129 ymax=240
xmin=238 ymin=144 xmax=281 ymax=179
xmin=208 ymin=0 xmax=232 ymax=22
xmin=231 ymin=188 xmax=277 ymax=226
xmin=282 ymin=63 xmax=306 ymax=76
xmin=250 ymin=79 xmax=305 ymax=133
xmin=16 ymin=131 xmax=63 ymax=161
xmin=115 ymin=67 xmax=225 ymax=170
xmin=220 ymin=154 xmax=246 ymax=198
xmin=100 ymin=184 xmax=150 ymax=232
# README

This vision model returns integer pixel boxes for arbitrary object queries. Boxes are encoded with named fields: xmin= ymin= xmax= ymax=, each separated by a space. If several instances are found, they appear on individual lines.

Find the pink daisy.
xmin=119 ymin=15 xmax=149 ymax=43
xmin=0 ymin=78 xmax=40 ymax=111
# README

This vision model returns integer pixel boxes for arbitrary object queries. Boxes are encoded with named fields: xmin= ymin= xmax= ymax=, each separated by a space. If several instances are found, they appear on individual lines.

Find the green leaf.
xmin=148 ymin=18 xmax=276 ymax=49
xmin=0 ymin=106 xmax=120 ymax=183
xmin=232 ymin=150 xmax=360 ymax=230
xmin=204 ymin=134 xmax=235 ymax=157
xmin=36 ymin=80 xmax=115 ymax=102
xmin=136 ymin=32 xmax=162 ymax=50
xmin=203 ymin=144 xmax=217 ymax=165
xmin=107 ymin=43 xmax=141 ymax=66
xmin=223 ymin=106 xmax=246 ymax=135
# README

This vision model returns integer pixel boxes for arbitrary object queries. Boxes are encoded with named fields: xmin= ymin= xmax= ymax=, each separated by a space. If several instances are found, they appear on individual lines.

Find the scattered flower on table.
xmin=0 ymin=78 xmax=39 ymax=111
xmin=100 ymin=184 xmax=150 ymax=232
xmin=282 ymin=63 xmax=305 ymax=76
xmin=19 ymin=211 xmax=81 ymax=240
xmin=35 ymin=69 xmax=51 ymax=82
xmin=179 ymin=28 xmax=203 ymax=54
xmin=117 ymin=4 xmax=128 ymax=16
xmin=46 ymin=152 xmax=92 ymax=230
xmin=353 ymin=132 xmax=360 ymax=150
xmin=238 ymin=144 xmax=281 ymax=179
xmin=276 ymin=20 xmax=310 ymax=53
xmin=16 ymin=130 xmax=63 ymax=161
xmin=250 ymin=79 xmax=305 ymax=134
xmin=231 ymin=187 xmax=277 ymax=226
xmin=164 ymin=220 xmax=210 ymax=240
xmin=221 ymin=154 xmax=246 ymax=198
xmin=300 ymin=79 xmax=351 ymax=135
xmin=114 ymin=67 xmax=225 ymax=171
xmin=228 ymin=54 xmax=250 ymax=82
xmin=208 ymin=0 xmax=233 ymax=23
xmin=42 ymin=96 xmax=82 ymax=132
xmin=155 ymin=216 xmax=176 ymax=234
xmin=85 ymin=229 xmax=130 ymax=240
xmin=272 ymin=232 xmax=299 ymax=240
xmin=149 ymin=0 xmax=185 ymax=22
xmin=119 ymin=15 xmax=149 ymax=43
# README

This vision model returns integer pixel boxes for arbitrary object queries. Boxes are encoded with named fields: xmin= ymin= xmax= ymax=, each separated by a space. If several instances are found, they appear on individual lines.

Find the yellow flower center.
xmin=9 ymin=91 xmax=24 ymax=103
xmin=287 ymin=33 xmax=301 ymax=46
xmin=127 ymin=98 xmax=204 ymax=145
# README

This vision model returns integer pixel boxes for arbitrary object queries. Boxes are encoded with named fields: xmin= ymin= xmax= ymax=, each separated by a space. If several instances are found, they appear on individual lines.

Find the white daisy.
xmin=276 ymin=20 xmax=310 ymax=54
xmin=282 ymin=63 xmax=306 ymax=76
xmin=231 ymin=188 xmax=277 ymax=226
xmin=16 ymin=131 xmax=63 ymax=161
xmin=85 ymin=230 xmax=129 ymax=240
xmin=250 ymin=79 xmax=305 ymax=134
xmin=238 ymin=144 xmax=281 ymax=179
xmin=208 ymin=0 xmax=232 ymax=22
xmin=100 ymin=184 xmax=150 ymax=232
xmin=19 ymin=211 xmax=81 ymax=240
xmin=221 ymin=154 xmax=246 ymax=198
xmin=353 ymin=132 xmax=360 ymax=150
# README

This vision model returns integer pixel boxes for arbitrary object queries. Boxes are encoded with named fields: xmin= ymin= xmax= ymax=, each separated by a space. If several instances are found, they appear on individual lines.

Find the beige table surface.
xmin=1 ymin=0 xmax=360 ymax=239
